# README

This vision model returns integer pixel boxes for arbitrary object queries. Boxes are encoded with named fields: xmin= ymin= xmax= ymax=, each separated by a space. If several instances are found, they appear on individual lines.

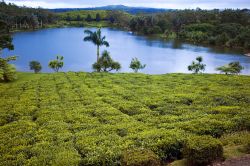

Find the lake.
xmin=3 ymin=27 xmax=250 ymax=74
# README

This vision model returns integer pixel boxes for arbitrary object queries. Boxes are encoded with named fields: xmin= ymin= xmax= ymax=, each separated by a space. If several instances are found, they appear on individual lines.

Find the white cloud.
xmin=5 ymin=0 xmax=250 ymax=9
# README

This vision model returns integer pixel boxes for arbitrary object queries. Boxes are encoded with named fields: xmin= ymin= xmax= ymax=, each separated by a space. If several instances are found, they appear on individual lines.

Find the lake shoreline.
xmin=10 ymin=25 xmax=249 ymax=54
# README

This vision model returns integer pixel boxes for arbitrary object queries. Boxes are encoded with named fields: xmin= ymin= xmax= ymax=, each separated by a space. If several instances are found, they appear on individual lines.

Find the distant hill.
xmin=50 ymin=5 xmax=174 ymax=14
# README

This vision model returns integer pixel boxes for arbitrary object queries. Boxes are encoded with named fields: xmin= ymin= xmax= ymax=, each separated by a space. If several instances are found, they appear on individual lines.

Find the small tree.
xmin=216 ymin=61 xmax=244 ymax=75
xmin=76 ymin=15 xmax=81 ymax=21
xmin=188 ymin=56 xmax=206 ymax=74
xmin=48 ymin=55 xmax=64 ymax=72
xmin=85 ymin=14 xmax=92 ymax=22
xmin=129 ymin=58 xmax=146 ymax=73
xmin=92 ymin=50 xmax=121 ymax=72
xmin=29 ymin=61 xmax=42 ymax=73
xmin=96 ymin=13 xmax=101 ymax=22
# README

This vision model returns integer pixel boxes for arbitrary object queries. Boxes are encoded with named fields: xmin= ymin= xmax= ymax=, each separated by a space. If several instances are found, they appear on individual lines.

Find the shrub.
xmin=0 ymin=56 xmax=17 ymax=82
xmin=129 ymin=58 xmax=146 ymax=73
xmin=48 ymin=55 xmax=64 ymax=72
xmin=183 ymin=135 xmax=223 ymax=166
xmin=29 ymin=61 xmax=42 ymax=73
xmin=216 ymin=61 xmax=244 ymax=75
xmin=188 ymin=56 xmax=206 ymax=74
xmin=186 ymin=31 xmax=209 ymax=44
xmin=92 ymin=50 xmax=121 ymax=72
xmin=121 ymin=148 xmax=160 ymax=166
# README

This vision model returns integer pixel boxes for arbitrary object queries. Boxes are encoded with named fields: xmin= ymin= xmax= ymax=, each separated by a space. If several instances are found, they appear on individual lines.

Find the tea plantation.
xmin=0 ymin=72 xmax=250 ymax=165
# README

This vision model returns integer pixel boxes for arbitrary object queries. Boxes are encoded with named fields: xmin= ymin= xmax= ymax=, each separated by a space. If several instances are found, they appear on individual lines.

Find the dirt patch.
xmin=213 ymin=155 xmax=250 ymax=166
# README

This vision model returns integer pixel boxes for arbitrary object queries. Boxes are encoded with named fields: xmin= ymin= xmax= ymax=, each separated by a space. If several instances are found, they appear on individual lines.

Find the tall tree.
xmin=30 ymin=14 xmax=39 ymax=30
xmin=96 ymin=13 xmax=101 ymax=22
xmin=84 ymin=28 xmax=109 ymax=62
xmin=0 ymin=20 xmax=17 ymax=81
xmin=0 ymin=20 xmax=14 ymax=53
xmin=85 ymin=14 xmax=92 ymax=22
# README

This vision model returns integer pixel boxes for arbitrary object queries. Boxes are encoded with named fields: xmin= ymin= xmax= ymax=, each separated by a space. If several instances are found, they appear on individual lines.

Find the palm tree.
xmin=83 ymin=28 xmax=109 ymax=62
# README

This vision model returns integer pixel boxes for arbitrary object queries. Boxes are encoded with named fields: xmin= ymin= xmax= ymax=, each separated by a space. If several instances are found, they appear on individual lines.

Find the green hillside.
xmin=0 ymin=72 xmax=250 ymax=165
xmin=55 ymin=10 xmax=111 ymax=27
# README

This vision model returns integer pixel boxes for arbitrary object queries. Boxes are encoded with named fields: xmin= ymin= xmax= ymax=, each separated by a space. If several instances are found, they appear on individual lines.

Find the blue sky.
xmin=5 ymin=0 xmax=250 ymax=9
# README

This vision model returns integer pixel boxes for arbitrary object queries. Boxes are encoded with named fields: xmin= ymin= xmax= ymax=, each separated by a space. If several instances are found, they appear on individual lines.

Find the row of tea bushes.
xmin=0 ymin=72 xmax=250 ymax=165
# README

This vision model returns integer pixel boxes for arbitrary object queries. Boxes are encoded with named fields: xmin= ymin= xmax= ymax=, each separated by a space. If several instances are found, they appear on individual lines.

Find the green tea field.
xmin=0 ymin=72 xmax=250 ymax=165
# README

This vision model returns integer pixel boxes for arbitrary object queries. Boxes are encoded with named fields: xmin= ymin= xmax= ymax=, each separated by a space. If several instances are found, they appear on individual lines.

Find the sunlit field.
xmin=1 ymin=72 xmax=249 ymax=165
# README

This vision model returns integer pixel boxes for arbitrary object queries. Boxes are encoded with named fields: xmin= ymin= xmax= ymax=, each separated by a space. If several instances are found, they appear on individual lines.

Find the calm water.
xmin=3 ymin=27 xmax=250 ymax=74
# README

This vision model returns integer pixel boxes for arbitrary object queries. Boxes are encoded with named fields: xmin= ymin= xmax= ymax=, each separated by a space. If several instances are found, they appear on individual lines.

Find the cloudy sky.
xmin=5 ymin=0 xmax=250 ymax=9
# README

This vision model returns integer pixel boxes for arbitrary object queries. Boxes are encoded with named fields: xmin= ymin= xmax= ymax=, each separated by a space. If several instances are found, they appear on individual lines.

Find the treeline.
xmin=108 ymin=9 xmax=250 ymax=50
xmin=0 ymin=1 xmax=56 ymax=30
xmin=1 ymin=1 xmax=250 ymax=50
xmin=59 ymin=9 xmax=250 ymax=50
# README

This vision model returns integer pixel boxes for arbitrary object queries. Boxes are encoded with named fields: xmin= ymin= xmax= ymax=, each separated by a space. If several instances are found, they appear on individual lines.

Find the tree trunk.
xmin=97 ymin=45 xmax=100 ymax=62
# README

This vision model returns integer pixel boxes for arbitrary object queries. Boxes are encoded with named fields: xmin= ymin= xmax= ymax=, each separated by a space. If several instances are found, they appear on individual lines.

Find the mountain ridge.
xmin=50 ymin=5 xmax=174 ymax=14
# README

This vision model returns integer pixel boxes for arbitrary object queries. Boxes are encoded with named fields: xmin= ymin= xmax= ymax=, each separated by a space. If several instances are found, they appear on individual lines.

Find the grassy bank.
xmin=0 ymin=72 xmax=250 ymax=165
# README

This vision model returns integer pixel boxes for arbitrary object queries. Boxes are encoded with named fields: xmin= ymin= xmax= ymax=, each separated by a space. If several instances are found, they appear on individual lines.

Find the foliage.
xmin=121 ymin=148 xmax=160 ymax=166
xmin=0 ymin=1 xmax=56 ymax=31
xmin=48 ymin=55 xmax=64 ymax=72
xmin=92 ymin=50 xmax=121 ymax=72
xmin=84 ymin=28 xmax=109 ymax=62
xmin=216 ymin=62 xmax=244 ymax=75
xmin=107 ymin=10 xmax=131 ymax=27
xmin=220 ymin=131 xmax=250 ymax=147
xmin=120 ymin=9 xmax=250 ymax=49
xmin=85 ymin=14 xmax=92 ymax=22
xmin=188 ymin=56 xmax=206 ymax=74
xmin=129 ymin=58 xmax=146 ymax=73
xmin=95 ymin=13 xmax=101 ymax=22
xmin=0 ymin=58 xmax=17 ymax=82
xmin=29 ymin=61 xmax=42 ymax=73
xmin=0 ymin=72 xmax=250 ymax=165
xmin=0 ymin=20 xmax=17 ymax=82
xmin=184 ymin=135 xmax=223 ymax=165
xmin=0 ymin=20 xmax=14 ymax=51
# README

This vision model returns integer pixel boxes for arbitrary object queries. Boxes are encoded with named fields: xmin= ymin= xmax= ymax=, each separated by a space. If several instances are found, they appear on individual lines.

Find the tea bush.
xmin=184 ymin=135 xmax=223 ymax=165
xmin=121 ymin=148 xmax=160 ymax=166
xmin=0 ymin=72 xmax=249 ymax=165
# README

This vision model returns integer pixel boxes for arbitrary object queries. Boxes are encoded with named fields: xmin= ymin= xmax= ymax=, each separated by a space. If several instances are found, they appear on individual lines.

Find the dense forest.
xmin=1 ymin=1 xmax=250 ymax=50
xmin=127 ymin=9 xmax=250 ymax=50
xmin=57 ymin=9 xmax=250 ymax=50
xmin=0 ymin=1 xmax=56 ymax=30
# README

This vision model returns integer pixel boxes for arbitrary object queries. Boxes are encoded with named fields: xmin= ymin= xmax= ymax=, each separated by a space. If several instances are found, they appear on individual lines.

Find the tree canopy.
xmin=92 ymin=50 xmax=121 ymax=72
xmin=48 ymin=55 xmax=64 ymax=72
xmin=84 ymin=28 xmax=109 ymax=62
xmin=188 ymin=56 xmax=206 ymax=74
xmin=216 ymin=61 xmax=244 ymax=75
xmin=129 ymin=58 xmax=146 ymax=73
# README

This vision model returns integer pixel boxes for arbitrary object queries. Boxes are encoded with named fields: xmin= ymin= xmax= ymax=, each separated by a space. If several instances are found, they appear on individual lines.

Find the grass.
xmin=0 ymin=72 xmax=250 ymax=165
